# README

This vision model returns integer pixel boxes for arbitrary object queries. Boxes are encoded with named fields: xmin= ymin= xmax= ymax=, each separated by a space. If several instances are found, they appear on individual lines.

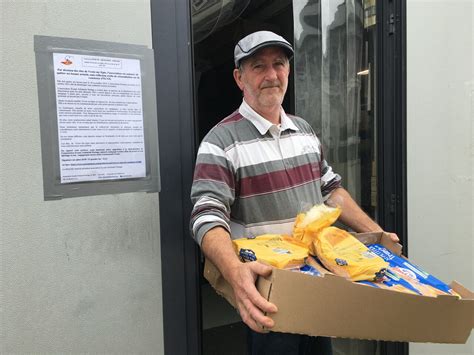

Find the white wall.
xmin=0 ymin=0 xmax=164 ymax=353
xmin=407 ymin=1 xmax=473 ymax=354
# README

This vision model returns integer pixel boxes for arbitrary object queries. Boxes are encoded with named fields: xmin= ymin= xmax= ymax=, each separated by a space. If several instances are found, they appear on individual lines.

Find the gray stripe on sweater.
xmin=231 ymin=181 xmax=324 ymax=223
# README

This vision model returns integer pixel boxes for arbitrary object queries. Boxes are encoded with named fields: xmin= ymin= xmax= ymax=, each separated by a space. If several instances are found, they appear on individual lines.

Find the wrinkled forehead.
xmin=241 ymin=46 xmax=289 ymax=65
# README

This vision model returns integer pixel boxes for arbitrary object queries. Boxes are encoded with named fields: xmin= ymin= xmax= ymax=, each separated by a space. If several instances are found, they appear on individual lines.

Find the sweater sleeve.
xmin=189 ymin=136 xmax=235 ymax=246
xmin=319 ymin=142 xmax=342 ymax=200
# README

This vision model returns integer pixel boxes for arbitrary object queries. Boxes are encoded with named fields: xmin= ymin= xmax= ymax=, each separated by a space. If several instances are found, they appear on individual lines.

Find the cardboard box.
xmin=204 ymin=232 xmax=474 ymax=344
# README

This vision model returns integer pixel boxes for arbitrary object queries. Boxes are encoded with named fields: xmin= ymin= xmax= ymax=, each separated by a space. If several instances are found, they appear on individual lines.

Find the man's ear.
xmin=233 ymin=68 xmax=244 ymax=91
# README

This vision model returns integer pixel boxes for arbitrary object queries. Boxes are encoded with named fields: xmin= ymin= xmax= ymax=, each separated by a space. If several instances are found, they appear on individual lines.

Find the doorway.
xmin=152 ymin=0 xmax=406 ymax=354
xmin=191 ymin=0 xmax=389 ymax=354
xmin=192 ymin=0 xmax=408 ymax=355
xmin=192 ymin=1 xmax=295 ymax=353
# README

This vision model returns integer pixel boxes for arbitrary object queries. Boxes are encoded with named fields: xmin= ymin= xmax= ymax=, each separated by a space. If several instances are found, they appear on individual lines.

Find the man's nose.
xmin=264 ymin=66 xmax=278 ymax=80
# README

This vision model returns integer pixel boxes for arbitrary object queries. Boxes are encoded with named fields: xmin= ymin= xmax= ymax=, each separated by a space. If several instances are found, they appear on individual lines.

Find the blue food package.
xmin=357 ymin=278 xmax=420 ymax=295
xmin=289 ymin=256 xmax=324 ymax=276
xmin=383 ymin=269 xmax=422 ymax=295
xmin=367 ymin=244 xmax=456 ymax=295
xmin=297 ymin=264 xmax=321 ymax=276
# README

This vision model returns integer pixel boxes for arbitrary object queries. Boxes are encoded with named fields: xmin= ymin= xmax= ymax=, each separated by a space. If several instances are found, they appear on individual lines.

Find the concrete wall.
xmin=1 ymin=0 xmax=164 ymax=353
xmin=407 ymin=1 xmax=473 ymax=354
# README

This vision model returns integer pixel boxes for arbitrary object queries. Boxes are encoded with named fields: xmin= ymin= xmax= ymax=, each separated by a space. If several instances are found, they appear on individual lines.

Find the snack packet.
xmin=312 ymin=227 xmax=389 ymax=281
xmin=293 ymin=204 xmax=341 ymax=251
xmin=290 ymin=256 xmax=331 ymax=277
xmin=357 ymin=280 xmax=419 ymax=295
xmin=368 ymin=244 xmax=460 ymax=297
xmin=358 ymin=267 xmax=423 ymax=295
xmin=292 ymin=204 xmax=388 ymax=281
xmin=233 ymin=234 xmax=309 ymax=269
xmin=292 ymin=264 xmax=322 ymax=277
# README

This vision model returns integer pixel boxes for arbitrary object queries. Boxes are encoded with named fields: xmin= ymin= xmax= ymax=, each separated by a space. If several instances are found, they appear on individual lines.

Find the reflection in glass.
xmin=293 ymin=0 xmax=376 ymax=215
xmin=191 ymin=0 xmax=251 ymax=43
xmin=293 ymin=0 xmax=379 ymax=352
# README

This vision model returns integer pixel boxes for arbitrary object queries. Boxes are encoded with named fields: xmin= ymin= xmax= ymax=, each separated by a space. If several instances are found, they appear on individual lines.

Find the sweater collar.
xmin=238 ymin=99 xmax=299 ymax=135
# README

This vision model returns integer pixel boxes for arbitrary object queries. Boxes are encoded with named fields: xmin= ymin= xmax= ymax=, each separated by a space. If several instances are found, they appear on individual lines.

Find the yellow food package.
xmin=377 ymin=282 xmax=419 ymax=295
xmin=358 ymin=280 xmax=419 ymax=295
xmin=293 ymin=204 xmax=341 ymax=253
xmin=312 ymin=226 xmax=389 ymax=281
xmin=233 ymin=234 xmax=309 ymax=269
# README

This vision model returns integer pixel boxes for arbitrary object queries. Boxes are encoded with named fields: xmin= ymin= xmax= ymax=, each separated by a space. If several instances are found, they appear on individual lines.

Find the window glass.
xmin=293 ymin=0 xmax=379 ymax=351
xmin=293 ymin=0 xmax=378 ymax=219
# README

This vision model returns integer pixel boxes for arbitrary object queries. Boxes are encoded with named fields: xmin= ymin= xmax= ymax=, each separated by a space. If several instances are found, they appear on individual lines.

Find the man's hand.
xmin=201 ymin=227 xmax=278 ymax=332
xmin=229 ymin=261 xmax=278 ymax=333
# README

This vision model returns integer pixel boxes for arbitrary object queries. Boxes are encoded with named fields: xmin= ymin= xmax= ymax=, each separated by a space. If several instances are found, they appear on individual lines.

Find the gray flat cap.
xmin=234 ymin=31 xmax=294 ymax=67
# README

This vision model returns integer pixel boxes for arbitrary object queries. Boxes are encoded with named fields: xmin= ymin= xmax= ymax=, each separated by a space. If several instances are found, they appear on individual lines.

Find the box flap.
xmin=451 ymin=280 xmax=474 ymax=300
xmin=450 ymin=281 xmax=474 ymax=329
xmin=353 ymin=231 xmax=403 ymax=255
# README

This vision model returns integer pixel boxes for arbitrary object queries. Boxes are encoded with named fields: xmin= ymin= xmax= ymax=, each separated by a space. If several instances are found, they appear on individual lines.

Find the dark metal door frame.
xmin=377 ymin=0 xmax=407 ymax=255
xmin=151 ymin=1 xmax=407 ymax=354
xmin=377 ymin=0 xmax=408 ymax=354
xmin=151 ymin=1 xmax=201 ymax=354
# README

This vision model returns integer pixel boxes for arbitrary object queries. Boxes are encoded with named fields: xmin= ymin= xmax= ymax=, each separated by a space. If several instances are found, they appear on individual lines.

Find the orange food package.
xmin=311 ymin=226 xmax=389 ymax=281
xmin=293 ymin=204 xmax=341 ymax=251
xmin=293 ymin=204 xmax=388 ymax=281
xmin=233 ymin=234 xmax=309 ymax=269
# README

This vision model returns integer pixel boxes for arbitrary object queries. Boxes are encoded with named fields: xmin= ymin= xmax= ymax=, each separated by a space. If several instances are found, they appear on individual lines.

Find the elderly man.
xmin=190 ymin=30 xmax=398 ymax=355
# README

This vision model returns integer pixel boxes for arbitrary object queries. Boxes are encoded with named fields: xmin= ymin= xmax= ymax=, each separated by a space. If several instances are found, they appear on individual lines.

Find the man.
xmin=190 ymin=31 xmax=398 ymax=354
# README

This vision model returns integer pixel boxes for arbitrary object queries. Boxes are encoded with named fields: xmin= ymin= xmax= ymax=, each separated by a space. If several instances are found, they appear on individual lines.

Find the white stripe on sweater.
xmin=226 ymin=133 xmax=320 ymax=169
xmin=198 ymin=142 xmax=228 ymax=159
xmin=194 ymin=196 xmax=227 ymax=210
xmin=193 ymin=215 xmax=230 ymax=235
xmin=321 ymin=166 xmax=338 ymax=184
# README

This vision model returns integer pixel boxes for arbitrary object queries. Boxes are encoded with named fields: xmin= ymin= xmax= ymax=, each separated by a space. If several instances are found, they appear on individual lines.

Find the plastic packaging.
xmin=233 ymin=234 xmax=309 ymax=269
xmin=289 ymin=256 xmax=330 ymax=277
xmin=293 ymin=204 xmax=341 ymax=252
xmin=368 ymin=244 xmax=460 ymax=297
xmin=312 ymin=227 xmax=388 ymax=281
xmin=293 ymin=204 xmax=388 ymax=281
xmin=293 ymin=264 xmax=322 ymax=277
xmin=357 ymin=280 xmax=419 ymax=295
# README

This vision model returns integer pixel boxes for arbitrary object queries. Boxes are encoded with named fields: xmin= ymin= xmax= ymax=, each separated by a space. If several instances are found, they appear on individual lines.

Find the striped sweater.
xmin=190 ymin=100 xmax=341 ymax=246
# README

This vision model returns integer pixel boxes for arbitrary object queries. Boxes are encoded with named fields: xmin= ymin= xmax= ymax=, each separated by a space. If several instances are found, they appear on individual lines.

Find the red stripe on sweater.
xmin=218 ymin=111 xmax=243 ymax=125
xmin=194 ymin=163 xmax=234 ymax=190
xmin=239 ymin=163 xmax=320 ymax=197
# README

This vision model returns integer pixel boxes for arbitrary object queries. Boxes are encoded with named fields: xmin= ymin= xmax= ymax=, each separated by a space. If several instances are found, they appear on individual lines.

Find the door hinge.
xmin=388 ymin=13 xmax=396 ymax=35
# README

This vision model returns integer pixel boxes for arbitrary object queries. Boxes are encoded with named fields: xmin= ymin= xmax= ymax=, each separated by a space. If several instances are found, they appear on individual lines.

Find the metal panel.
xmin=377 ymin=0 xmax=408 ymax=353
xmin=151 ymin=1 xmax=201 ymax=354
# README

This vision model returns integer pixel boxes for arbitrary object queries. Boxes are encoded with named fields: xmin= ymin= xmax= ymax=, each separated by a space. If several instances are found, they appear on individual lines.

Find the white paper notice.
xmin=53 ymin=53 xmax=146 ymax=183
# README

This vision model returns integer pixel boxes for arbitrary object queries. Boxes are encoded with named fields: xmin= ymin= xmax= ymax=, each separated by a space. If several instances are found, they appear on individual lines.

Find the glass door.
xmin=293 ymin=0 xmax=381 ymax=354
xmin=293 ymin=0 xmax=377 ymax=218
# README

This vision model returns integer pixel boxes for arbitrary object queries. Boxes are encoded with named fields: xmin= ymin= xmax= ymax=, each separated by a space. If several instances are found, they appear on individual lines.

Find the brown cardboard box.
xmin=204 ymin=232 xmax=474 ymax=344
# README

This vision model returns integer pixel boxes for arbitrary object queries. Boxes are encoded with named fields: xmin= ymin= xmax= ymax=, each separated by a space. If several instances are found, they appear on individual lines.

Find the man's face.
xmin=233 ymin=47 xmax=290 ymax=113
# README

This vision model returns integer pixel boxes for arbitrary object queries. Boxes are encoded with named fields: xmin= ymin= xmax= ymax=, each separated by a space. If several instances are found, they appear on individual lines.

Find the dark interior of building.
xmin=192 ymin=1 xmax=293 ymax=353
